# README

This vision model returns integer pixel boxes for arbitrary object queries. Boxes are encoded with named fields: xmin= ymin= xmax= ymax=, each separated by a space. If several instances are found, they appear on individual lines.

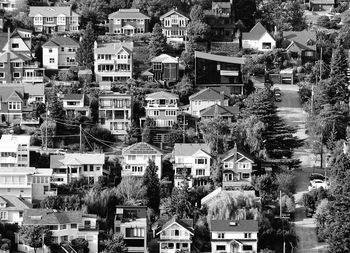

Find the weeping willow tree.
xmin=115 ymin=176 xmax=147 ymax=206
xmin=84 ymin=186 xmax=119 ymax=218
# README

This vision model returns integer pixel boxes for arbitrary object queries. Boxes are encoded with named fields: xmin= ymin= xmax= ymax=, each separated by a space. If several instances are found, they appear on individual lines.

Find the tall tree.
xmin=148 ymin=23 xmax=167 ymax=60
xmin=76 ymin=22 xmax=97 ymax=70
xmin=187 ymin=4 xmax=210 ymax=42
xmin=102 ymin=233 xmax=128 ymax=253
xmin=19 ymin=226 xmax=52 ymax=253
xmin=142 ymin=159 xmax=161 ymax=212
xmin=115 ymin=176 xmax=147 ymax=205
xmin=331 ymin=40 xmax=348 ymax=79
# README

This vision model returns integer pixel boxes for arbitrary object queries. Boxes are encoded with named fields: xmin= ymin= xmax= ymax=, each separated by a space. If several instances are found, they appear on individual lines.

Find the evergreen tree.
xmin=148 ymin=23 xmax=167 ymax=60
xmin=102 ymin=233 xmax=128 ymax=253
xmin=142 ymin=159 xmax=161 ymax=212
xmin=76 ymin=22 xmax=97 ymax=70
xmin=49 ymin=95 xmax=64 ymax=121
xmin=19 ymin=226 xmax=52 ymax=253
xmin=331 ymin=40 xmax=348 ymax=78
xmin=187 ymin=4 xmax=210 ymax=42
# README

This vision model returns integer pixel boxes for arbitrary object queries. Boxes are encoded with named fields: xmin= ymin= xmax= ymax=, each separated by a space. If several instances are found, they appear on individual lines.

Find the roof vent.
xmin=31 ymin=215 xmax=42 ymax=220
xmin=229 ymin=221 xmax=238 ymax=226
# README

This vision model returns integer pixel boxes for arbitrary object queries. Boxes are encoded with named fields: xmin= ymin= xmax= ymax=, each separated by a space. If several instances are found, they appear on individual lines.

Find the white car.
xmin=308 ymin=179 xmax=329 ymax=191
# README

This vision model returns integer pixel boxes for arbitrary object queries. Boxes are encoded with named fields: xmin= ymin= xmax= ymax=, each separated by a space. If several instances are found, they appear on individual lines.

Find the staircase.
xmin=61 ymin=243 xmax=77 ymax=253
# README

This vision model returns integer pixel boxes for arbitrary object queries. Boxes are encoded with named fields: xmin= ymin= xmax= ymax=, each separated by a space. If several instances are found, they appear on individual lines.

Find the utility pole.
xmin=182 ymin=113 xmax=186 ymax=143
xmin=79 ymin=124 xmax=82 ymax=153
xmin=45 ymin=103 xmax=48 ymax=150
xmin=280 ymin=190 xmax=286 ymax=253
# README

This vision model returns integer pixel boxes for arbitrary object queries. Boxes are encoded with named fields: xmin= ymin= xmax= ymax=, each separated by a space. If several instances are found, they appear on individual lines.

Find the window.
xmin=174 ymin=230 xmax=179 ymax=236
xmin=218 ymin=232 xmax=225 ymax=238
xmin=196 ymin=169 xmax=205 ymax=176
xmin=243 ymin=245 xmax=253 ymax=250
xmin=84 ymin=220 xmax=91 ymax=227
xmin=49 ymin=58 xmax=55 ymax=63
xmin=49 ymin=225 xmax=58 ymax=230
xmin=244 ymin=233 xmax=252 ymax=239
xmin=0 ymin=211 xmax=7 ymax=220
xmin=125 ymin=228 xmax=145 ymax=237
xmin=71 ymin=168 xmax=77 ymax=173
xmin=57 ymin=16 xmax=65 ymax=25
xmin=8 ymin=102 xmax=21 ymax=110
xmin=46 ymin=17 xmax=54 ymax=23
xmin=13 ymin=62 xmax=21 ymax=68
xmin=19 ymin=211 xmax=23 ymax=218
xmin=153 ymin=62 xmax=162 ymax=70
xmin=34 ymin=16 xmax=43 ymax=24
xmin=128 ymin=155 xmax=136 ymax=160
xmin=305 ymin=51 xmax=314 ymax=57
xmin=84 ymin=165 xmax=87 ymax=172
xmin=182 ymin=243 xmax=188 ymax=248
xmin=195 ymin=158 xmax=207 ymax=164
xmin=71 ymin=224 xmax=77 ymax=229
xmin=11 ymin=43 xmax=19 ymax=49
xmin=61 ymin=47 xmax=64 ymax=52
xmin=216 ymin=245 xmax=226 ymax=251
xmin=242 ymin=173 xmax=250 ymax=179
xmin=166 ymin=110 xmax=176 ymax=116
xmin=13 ymin=72 xmax=20 ymax=78
xmin=114 ymin=19 xmax=121 ymax=24
xmin=262 ymin=42 xmax=272 ymax=49
xmin=0 ymin=63 xmax=3 ymax=68
xmin=89 ymin=165 xmax=93 ymax=172
xmin=60 ymin=224 xmax=67 ymax=230
xmin=171 ymin=15 xmax=178 ymax=25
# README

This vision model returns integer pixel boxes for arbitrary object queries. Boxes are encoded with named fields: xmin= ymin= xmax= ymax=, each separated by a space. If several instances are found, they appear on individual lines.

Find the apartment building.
xmin=62 ymin=93 xmax=89 ymax=118
xmin=50 ymin=153 xmax=107 ymax=184
xmin=0 ymin=195 xmax=31 ymax=225
xmin=160 ymin=9 xmax=189 ymax=42
xmin=42 ymin=36 xmax=79 ymax=69
xmin=114 ymin=206 xmax=147 ymax=253
xmin=94 ymin=41 xmax=133 ymax=83
xmin=29 ymin=6 xmax=79 ymax=33
xmin=0 ymin=134 xmax=30 ymax=167
xmin=99 ymin=91 xmax=132 ymax=137
xmin=108 ymin=9 xmax=150 ymax=35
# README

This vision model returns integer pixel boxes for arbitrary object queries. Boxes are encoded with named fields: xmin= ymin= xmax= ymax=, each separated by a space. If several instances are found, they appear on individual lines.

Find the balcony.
xmin=78 ymin=225 xmax=98 ymax=231
xmin=22 ymin=76 xmax=44 ymax=83
xmin=146 ymin=104 xmax=177 ymax=109
xmin=44 ymin=188 xmax=57 ymax=196
xmin=59 ymin=62 xmax=78 ymax=67
xmin=21 ymin=118 xmax=40 ymax=125
xmin=222 ymin=180 xmax=251 ymax=189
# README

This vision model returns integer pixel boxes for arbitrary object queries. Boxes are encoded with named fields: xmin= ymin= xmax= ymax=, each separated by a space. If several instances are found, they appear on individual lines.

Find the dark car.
xmin=274 ymin=93 xmax=282 ymax=102
xmin=309 ymin=173 xmax=326 ymax=181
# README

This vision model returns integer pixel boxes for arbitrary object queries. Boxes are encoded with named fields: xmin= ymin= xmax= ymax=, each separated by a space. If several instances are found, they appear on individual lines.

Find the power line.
xmin=82 ymin=128 xmax=116 ymax=149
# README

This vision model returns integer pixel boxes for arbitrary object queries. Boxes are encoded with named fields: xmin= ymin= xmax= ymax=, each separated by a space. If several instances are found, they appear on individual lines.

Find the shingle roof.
xmin=221 ymin=146 xmax=255 ymax=162
xmin=212 ymin=2 xmax=231 ymax=9
xmin=151 ymin=54 xmax=178 ymax=63
xmin=173 ymin=143 xmax=211 ymax=156
xmin=210 ymin=220 xmax=258 ymax=232
xmin=242 ymin=22 xmax=272 ymax=41
xmin=0 ymin=50 xmax=30 ymax=62
xmin=283 ymin=30 xmax=316 ymax=51
xmin=200 ymin=104 xmax=239 ymax=117
xmin=23 ymin=209 xmax=93 ymax=225
xmin=50 ymin=153 xmax=105 ymax=168
xmin=195 ymin=51 xmax=245 ymax=65
xmin=23 ymin=83 xmax=45 ymax=96
xmin=189 ymin=87 xmax=230 ymax=101
xmin=145 ymin=91 xmax=179 ymax=100
xmin=160 ymin=9 xmax=189 ymax=20
xmin=122 ymin=142 xmax=163 ymax=156
xmin=0 ymin=196 xmax=31 ymax=211
xmin=310 ymin=0 xmax=335 ymax=4
xmin=0 ymin=86 xmax=24 ymax=102
xmin=94 ymin=42 xmax=133 ymax=55
xmin=108 ymin=9 xmax=150 ymax=20
xmin=157 ymin=217 xmax=194 ymax=235
xmin=42 ymin=36 xmax=79 ymax=47
xmin=29 ymin=6 xmax=76 ymax=17
xmin=0 ymin=32 xmax=8 ymax=52
xmin=63 ymin=93 xmax=84 ymax=101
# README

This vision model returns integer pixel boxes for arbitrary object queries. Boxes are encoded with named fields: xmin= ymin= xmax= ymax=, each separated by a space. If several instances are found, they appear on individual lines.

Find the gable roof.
xmin=0 ymin=50 xmax=30 ymax=62
xmin=23 ymin=83 xmax=45 ymax=96
xmin=63 ymin=93 xmax=84 ymax=101
xmin=200 ymin=104 xmax=239 ymax=117
xmin=145 ymin=91 xmax=179 ymax=100
xmin=221 ymin=146 xmax=254 ymax=163
xmin=173 ymin=143 xmax=211 ymax=156
xmin=210 ymin=220 xmax=258 ymax=232
xmin=0 ymin=196 xmax=31 ymax=211
xmin=195 ymin=51 xmax=245 ymax=65
xmin=108 ymin=9 xmax=150 ymax=20
xmin=160 ymin=9 xmax=189 ymax=20
xmin=0 ymin=86 xmax=24 ymax=102
xmin=310 ymin=0 xmax=335 ymax=4
xmin=29 ymin=6 xmax=76 ymax=17
xmin=94 ymin=42 xmax=133 ymax=55
xmin=151 ymin=54 xmax=178 ymax=64
xmin=242 ymin=22 xmax=273 ymax=41
xmin=43 ymin=36 xmax=79 ymax=47
xmin=189 ymin=87 xmax=230 ymax=101
xmin=157 ymin=217 xmax=194 ymax=235
xmin=122 ymin=142 xmax=163 ymax=156
xmin=283 ymin=30 xmax=316 ymax=51
xmin=212 ymin=2 xmax=231 ymax=9
xmin=50 ymin=153 xmax=105 ymax=168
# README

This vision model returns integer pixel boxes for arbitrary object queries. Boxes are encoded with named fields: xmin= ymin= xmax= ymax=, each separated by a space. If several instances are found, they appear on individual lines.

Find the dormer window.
xmin=171 ymin=15 xmax=178 ymax=25
xmin=46 ymin=17 xmax=54 ymax=23
xmin=306 ymin=39 xmax=314 ymax=46
xmin=0 ymin=203 xmax=6 ymax=208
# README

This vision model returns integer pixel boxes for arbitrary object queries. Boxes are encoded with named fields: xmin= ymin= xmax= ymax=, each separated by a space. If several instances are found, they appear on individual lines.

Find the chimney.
xmin=94 ymin=41 xmax=97 ymax=49
xmin=7 ymin=27 xmax=10 ymax=51
xmin=214 ymin=104 xmax=219 ymax=118
xmin=233 ymin=142 xmax=237 ymax=162
xmin=220 ymin=91 xmax=225 ymax=106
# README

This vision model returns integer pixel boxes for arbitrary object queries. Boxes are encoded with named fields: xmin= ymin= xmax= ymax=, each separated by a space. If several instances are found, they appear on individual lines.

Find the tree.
xmin=71 ymin=238 xmax=89 ymax=253
xmin=142 ymin=160 xmax=161 ymax=212
xmin=187 ymin=5 xmax=210 ymax=42
xmin=331 ymin=40 xmax=348 ymax=79
xmin=252 ymin=174 xmax=278 ymax=205
xmin=89 ymin=97 xmax=99 ymax=124
xmin=116 ymin=176 xmax=146 ymax=205
xmin=40 ymin=120 xmax=56 ymax=148
xmin=76 ymin=22 xmax=97 ymax=69
xmin=102 ymin=233 xmax=128 ymax=253
xmin=77 ymin=0 xmax=109 ymax=27
xmin=19 ymin=225 xmax=52 ymax=253
xmin=86 ymin=126 xmax=115 ymax=150
xmin=162 ymin=186 xmax=193 ymax=218
xmin=148 ymin=23 xmax=167 ymax=60
xmin=317 ymin=16 xmax=331 ymax=28
xmin=40 ymin=196 xmax=63 ymax=210
xmin=49 ymin=95 xmax=64 ymax=121
xmin=235 ymin=0 xmax=257 ymax=30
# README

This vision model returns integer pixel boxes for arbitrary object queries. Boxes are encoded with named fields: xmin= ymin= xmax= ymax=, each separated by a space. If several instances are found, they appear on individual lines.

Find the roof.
xmin=0 ymin=32 xmax=7 ymax=52
xmin=0 ymin=50 xmax=31 ymax=62
xmin=23 ymin=209 xmax=96 ymax=225
xmin=195 ymin=51 xmax=245 ymax=65
xmin=122 ymin=142 xmax=163 ymax=156
xmin=160 ymin=9 xmax=189 ymax=20
xmin=189 ymin=87 xmax=230 ymax=101
xmin=50 ymin=153 xmax=105 ymax=168
xmin=212 ymin=2 xmax=231 ymax=9
xmin=94 ymin=42 xmax=133 ymax=55
xmin=210 ymin=220 xmax=258 ymax=232
xmin=173 ymin=143 xmax=211 ymax=156
xmin=0 ymin=86 xmax=24 ymax=102
xmin=242 ymin=22 xmax=273 ymax=41
xmin=0 ymin=167 xmax=36 ymax=174
xmin=283 ymin=30 xmax=316 ymax=51
xmin=221 ymin=146 xmax=255 ymax=163
xmin=157 ymin=217 xmax=194 ymax=235
xmin=108 ymin=9 xmax=150 ymax=20
xmin=23 ymin=83 xmax=45 ymax=96
xmin=0 ymin=196 xmax=31 ymax=211
xmin=200 ymin=104 xmax=239 ymax=117
xmin=63 ymin=93 xmax=84 ymax=101
xmin=42 ymin=36 xmax=79 ymax=47
xmin=141 ymin=70 xmax=154 ymax=76
xmin=151 ymin=54 xmax=178 ymax=64
xmin=78 ymin=69 xmax=92 ymax=75
xmin=29 ymin=6 xmax=76 ymax=17
xmin=145 ymin=91 xmax=179 ymax=100
xmin=310 ymin=0 xmax=335 ymax=4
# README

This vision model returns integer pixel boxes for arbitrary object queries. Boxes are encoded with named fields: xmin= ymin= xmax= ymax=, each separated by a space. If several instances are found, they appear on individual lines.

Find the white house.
xmin=94 ymin=41 xmax=133 ymax=83
xmin=42 ymin=36 xmax=79 ymax=69
xmin=20 ymin=209 xmax=99 ymax=253
xmin=210 ymin=220 xmax=258 ymax=253
xmin=0 ymin=134 xmax=30 ymax=167
xmin=160 ymin=9 xmax=190 ymax=42
xmin=155 ymin=217 xmax=194 ymax=253
xmin=242 ymin=22 xmax=276 ymax=51
xmin=172 ymin=143 xmax=212 ymax=188
xmin=121 ymin=142 xmax=163 ymax=178
xmin=0 ymin=195 xmax=30 ymax=225
xmin=2 ymin=28 xmax=32 ymax=57
xmin=189 ymin=88 xmax=230 ymax=117
xmin=62 ymin=93 xmax=89 ymax=118
xmin=50 ymin=153 xmax=107 ymax=184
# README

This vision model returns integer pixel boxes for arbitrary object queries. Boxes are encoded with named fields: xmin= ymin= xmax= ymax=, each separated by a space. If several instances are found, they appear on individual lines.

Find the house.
xmin=114 ymin=206 xmax=147 ymax=253
xmin=172 ymin=143 xmax=212 ymax=188
xmin=29 ymin=6 xmax=79 ymax=33
xmin=62 ymin=93 xmax=89 ymax=118
xmin=20 ymin=209 xmax=98 ymax=253
xmin=242 ymin=22 xmax=276 ymax=51
xmin=49 ymin=153 xmax=107 ymax=184
xmin=42 ymin=36 xmax=79 ymax=69
xmin=23 ymin=83 xmax=45 ymax=104
xmin=0 ymin=195 xmax=31 ymax=225
xmin=200 ymin=104 xmax=239 ymax=122
xmin=94 ymin=41 xmax=133 ymax=83
xmin=0 ymin=28 xmax=32 ymax=57
xmin=282 ymin=30 xmax=317 ymax=63
xmin=210 ymin=219 xmax=258 ymax=253
xmin=150 ymin=54 xmax=179 ymax=83
xmin=99 ymin=91 xmax=132 ymax=137
xmin=160 ymin=9 xmax=190 ymax=42
xmin=153 ymin=216 xmax=194 ymax=253
xmin=108 ymin=9 xmax=150 ymax=35
xmin=0 ymin=0 xmax=17 ymax=11
xmin=121 ymin=142 xmax=163 ymax=178
xmin=0 ymin=134 xmax=30 ymax=167
xmin=195 ymin=51 xmax=246 ymax=95
xmin=189 ymin=88 xmax=230 ymax=117
xmin=309 ymin=0 xmax=335 ymax=11
xmin=221 ymin=144 xmax=255 ymax=189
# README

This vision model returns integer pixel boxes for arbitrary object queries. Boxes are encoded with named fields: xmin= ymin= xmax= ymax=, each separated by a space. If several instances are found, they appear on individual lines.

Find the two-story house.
xmin=172 ymin=143 xmax=212 ymax=188
xmin=29 ymin=6 xmax=79 ymax=33
xmin=62 ymin=93 xmax=89 ymax=118
xmin=200 ymin=104 xmax=239 ymax=123
xmin=210 ymin=220 xmax=258 ymax=253
xmin=50 ymin=153 xmax=107 ymax=184
xmin=114 ymin=206 xmax=147 ymax=253
xmin=150 ymin=54 xmax=179 ymax=83
xmin=221 ymin=144 xmax=255 ymax=189
xmin=94 ymin=41 xmax=133 ymax=83
xmin=1 ymin=28 xmax=32 ymax=57
xmin=108 ymin=9 xmax=150 ymax=35
xmin=99 ymin=91 xmax=132 ymax=137
xmin=42 ymin=36 xmax=79 ymax=69
xmin=20 ymin=209 xmax=99 ymax=253
xmin=154 ymin=217 xmax=194 ymax=253
xmin=0 ymin=195 xmax=31 ymax=225
xmin=160 ymin=9 xmax=190 ymax=42
xmin=0 ymin=0 xmax=18 ymax=11
xmin=195 ymin=51 xmax=246 ymax=95
xmin=242 ymin=22 xmax=276 ymax=51
xmin=0 ymin=134 xmax=30 ymax=167
xmin=121 ymin=142 xmax=163 ymax=178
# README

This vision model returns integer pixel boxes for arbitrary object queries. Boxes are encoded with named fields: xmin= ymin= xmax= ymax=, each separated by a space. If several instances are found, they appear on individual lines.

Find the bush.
xmin=13 ymin=126 xmax=23 ymax=135
xmin=317 ymin=16 xmax=331 ymax=28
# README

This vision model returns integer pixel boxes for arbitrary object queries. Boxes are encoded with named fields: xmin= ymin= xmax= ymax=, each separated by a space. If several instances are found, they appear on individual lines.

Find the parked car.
xmin=274 ymin=87 xmax=281 ymax=94
xmin=308 ymin=179 xmax=329 ymax=191
xmin=275 ymin=93 xmax=282 ymax=102
xmin=309 ymin=173 xmax=325 ymax=181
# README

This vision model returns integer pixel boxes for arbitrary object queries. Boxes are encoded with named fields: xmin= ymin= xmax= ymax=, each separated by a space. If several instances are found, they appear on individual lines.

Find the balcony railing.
xmin=22 ymin=76 xmax=44 ymax=82
xmin=78 ymin=225 xmax=98 ymax=231
xmin=21 ymin=118 xmax=40 ymax=125
xmin=44 ymin=188 xmax=57 ymax=196
xmin=147 ymin=104 xmax=177 ymax=108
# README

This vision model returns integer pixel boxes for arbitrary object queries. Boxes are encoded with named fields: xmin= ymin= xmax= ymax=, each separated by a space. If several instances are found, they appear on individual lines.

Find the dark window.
xmin=216 ymin=245 xmax=226 ymax=250
xmin=243 ymin=245 xmax=253 ymax=250
xmin=11 ymin=43 xmax=19 ymax=48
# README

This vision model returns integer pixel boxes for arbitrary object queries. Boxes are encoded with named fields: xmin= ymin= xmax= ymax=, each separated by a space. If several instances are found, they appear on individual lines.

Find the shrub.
xmin=317 ymin=16 xmax=331 ymax=28
xmin=13 ymin=126 xmax=23 ymax=135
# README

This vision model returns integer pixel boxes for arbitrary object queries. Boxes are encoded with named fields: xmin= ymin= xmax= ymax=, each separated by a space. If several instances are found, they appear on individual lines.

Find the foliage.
xmin=101 ymin=233 xmax=128 ymax=253
xmin=39 ymin=120 xmax=56 ymax=148
xmin=19 ymin=226 xmax=52 ymax=253
xmin=162 ymin=186 xmax=193 ymax=218
xmin=84 ymin=186 xmax=119 ymax=218
xmin=148 ymin=23 xmax=167 ymax=60
xmin=193 ymin=216 xmax=211 ymax=252
xmin=116 ymin=176 xmax=147 ymax=205
xmin=89 ymin=97 xmax=99 ymax=124
xmin=85 ymin=126 xmax=115 ymax=150
xmin=174 ymin=75 xmax=194 ymax=104
xmin=40 ymin=195 xmax=84 ymax=211
xmin=317 ymin=16 xmax=331 ymax=28
xmin=187 ymin=5 xmax=210 ymax=42
xmin=71 ymin=238 xmax=89 ymax=253
xmin=252 ymin=174 xmax=278 ymax=205
xmin=76 ymin=22 xmax=97 ymax=69
xmin=275 ymin=171 xmax=296 ymax=194
xmin=235 ymin=0 xmax=257 ymax=30
xmin=142 ymin=160 xmax=161 ymax=212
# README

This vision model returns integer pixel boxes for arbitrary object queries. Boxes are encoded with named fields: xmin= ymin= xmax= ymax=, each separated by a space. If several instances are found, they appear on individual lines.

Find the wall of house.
xmin=32 ymin=175 xmax=53 ymax=201
xmin=122 ymin=154 xmax=162 ymax=178
xmin=4 ymin=37 xmax=30 ymax=52
xmin=174 ymin=151 xmax=211 ymax=177
xmin=58 ymin=46 xmax=78 ymax=68
xmin=43 ymin=46 xmax=58 ymax=69
xmin=159 ymin=223 xmax=191 ymax=240
xmin=189 ymin=99 xmax=228 ymax=117
xmin=120 ymin=220 xmax=147 ymax=252
xmin=80 ymin=164 xmax=104 ymax=183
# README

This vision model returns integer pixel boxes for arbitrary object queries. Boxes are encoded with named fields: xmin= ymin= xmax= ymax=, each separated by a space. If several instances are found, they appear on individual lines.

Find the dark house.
xmin=150 ymin=54 xmax=179 ymax=83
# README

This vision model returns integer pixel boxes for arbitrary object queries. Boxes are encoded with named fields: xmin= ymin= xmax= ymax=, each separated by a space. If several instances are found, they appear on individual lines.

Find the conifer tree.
xmin=148 ymin=23 xmax=167 ymax=60
xmin=143 ymin=159 xmax=161 ymax=212
xmin=76 ymin=22 xmax=97 ymax=70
